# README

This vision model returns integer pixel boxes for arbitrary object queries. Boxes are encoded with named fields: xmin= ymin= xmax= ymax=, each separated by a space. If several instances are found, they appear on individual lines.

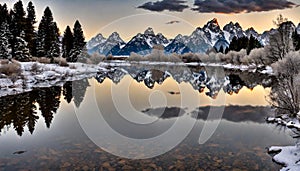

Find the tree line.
xmin=0 ymin=0 xmax=85 ymax=62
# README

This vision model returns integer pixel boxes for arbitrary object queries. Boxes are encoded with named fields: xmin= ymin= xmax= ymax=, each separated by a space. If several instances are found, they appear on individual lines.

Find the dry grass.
xmin=53 ymin=57 xmax=69 ymax=67
xmin=0 ymin=61 xmax=22 ymax=77
xmin=0 ymin=59 xmax=9 ymax=65
xmin=31 ymin=57 xmax=51 ymax=64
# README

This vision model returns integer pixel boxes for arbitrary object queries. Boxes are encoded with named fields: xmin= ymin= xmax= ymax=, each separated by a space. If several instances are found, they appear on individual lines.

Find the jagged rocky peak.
xmin=204 ymin=18 xmax=221 ymax=33
xmin=93 ymin=33 xmax=105 ymax=40
xmin=107 ymin=32 xmax=124 ymax=42
xmin=144 ymin=27 xmax=155 ymax=35
xmin=245 ymin=27 xmax=259 ymax=38
xmin=175 ymin=34 xmax=183 ymax=40
xmin=223 ymin=21 xmax=243 ymax=32
xmin=86 ymin=33 xmax=107 ymax=49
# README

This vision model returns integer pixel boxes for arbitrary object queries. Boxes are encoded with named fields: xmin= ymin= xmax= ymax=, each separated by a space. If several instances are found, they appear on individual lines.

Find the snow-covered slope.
xmin=86 ymin=33 xmax=106 ymax=50
xmin=87 ymin=18 xmax=294 ymax=56
xmin=87 ymin=32 xmax=125 ymax=55
xmin=223 ymin=22 xmax=246 ymax=42
xmin=165 ymin=34 xmax=191 ymax=54
xmin=114 ymin=28 xmax=170 ymax=56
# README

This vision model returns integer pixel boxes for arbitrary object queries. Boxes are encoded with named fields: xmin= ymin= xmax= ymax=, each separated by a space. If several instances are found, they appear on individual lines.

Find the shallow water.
xmin=0 ymin=65 xmax=295 ymax=170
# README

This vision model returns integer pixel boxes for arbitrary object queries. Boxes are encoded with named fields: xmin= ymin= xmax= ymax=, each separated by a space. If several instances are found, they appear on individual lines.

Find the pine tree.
xmin=12 ymin=0 xmax=26 ymax=38
xmin=62 ymin=26 xmax=74 ymax=61
xmin=0 ymin=4 xmax=9 ymax=24
xmin=247 ymin=35 xmax=262 ymax=54
xmin=48 ymin=22 xmax=60 ymax=57
xmin=14 ymin=31 xmax=30 ymax=61
xmin=36 ymin=7 xmax=60 ymax=58
xmin=0 ymin=21 xmax=12 ymax=59
xmin=219 ymin=46 xmax=224 ymax=54
xmin=25 ymin=1 xmax=36 ymax=56
xmin=70 ymin=20 xmax=85 ymax=62
xmin=292 ymin=29 xmax=300 ymax=51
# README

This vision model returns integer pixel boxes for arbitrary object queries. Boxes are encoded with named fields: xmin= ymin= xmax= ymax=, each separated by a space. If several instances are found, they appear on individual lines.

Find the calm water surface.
xmin=0 ymin=65 xmax=295 ymax=170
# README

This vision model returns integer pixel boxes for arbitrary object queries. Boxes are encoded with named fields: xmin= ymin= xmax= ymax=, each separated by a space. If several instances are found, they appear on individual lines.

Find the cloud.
xmin=138 ymin=0 xmax=189 ymax=12
xmin=192 ymin=0 xmax=298 ymax=14
xmin=166 ymin=20 xmax=180 ymax=24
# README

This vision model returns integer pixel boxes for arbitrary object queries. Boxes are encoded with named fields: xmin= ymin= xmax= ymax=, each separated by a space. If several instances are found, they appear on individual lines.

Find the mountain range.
xmin=87 ymin=18 xmax=300 ymax=56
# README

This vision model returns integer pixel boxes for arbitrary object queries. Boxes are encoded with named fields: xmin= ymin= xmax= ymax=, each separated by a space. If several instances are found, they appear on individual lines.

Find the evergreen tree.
xmin=12 ymin=0 xmax=26 ymax=38
xmin=247 ymin=35 xmax=262 ymax=54
xmin=229 ymin=35 xmax=262 ymax=54
xmin=70 ymin=20 xmax=85 ymax=62
xmin=62 ymin=26 xmax=74 ymax=61
xmin=292 ymin=29 xmax=300 ymax=51
xmin=48 ymin=22 xmax=60 ymax=57
xmin=14 ymin=31 xmax=30 ymax=61
xmin=0 ymin=21 xmax=12 ymax=59
xmin=25 ymin=1 xmax=37 ymax=56
xmin=36 ymin=7 xmax=60 ymax=58
xmin=219 ymin=46 xmax=224 ymax=54
xmin=0 ymin=4 xmax=9 ymax=24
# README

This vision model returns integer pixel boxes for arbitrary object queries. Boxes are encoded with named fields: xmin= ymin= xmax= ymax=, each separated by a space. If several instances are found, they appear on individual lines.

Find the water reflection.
xmin=0 ymin=65 xmax=294 ymax=170
xmin=191 ymin=106 xmax=271 ymax=123
xmin=96 ymin=65 xmax=274 ymax=99
xmin=0 ymin=65 xmax=273 ymax=136
xmin=0 ymin=79 xmax=89 ymax=136
xmin=0 ymin=87 xmax=61 ymax=136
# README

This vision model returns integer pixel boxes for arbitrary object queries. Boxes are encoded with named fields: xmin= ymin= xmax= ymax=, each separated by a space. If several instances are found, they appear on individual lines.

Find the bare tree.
xmin=270 ymin=51 xmax=300 ymax=117
xmin=267 ymin=15 xmax=295 ymax=62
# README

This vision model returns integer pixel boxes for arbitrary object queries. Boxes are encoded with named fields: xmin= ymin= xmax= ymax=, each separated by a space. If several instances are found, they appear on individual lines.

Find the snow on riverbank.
xmin=268 ymin=145 xmax=300 ymax=171
xmin=0 ymin=61 xmax=273 ymax=97
xmin=266 ymin=114 xmax=300 ymax=130
xmin=267 ymin=114 xmax=300 ymax=171
xmin=99 ymin=61 xmax=274 ymax=74
xmin=0 ymin=62 xmax=105 ymax=97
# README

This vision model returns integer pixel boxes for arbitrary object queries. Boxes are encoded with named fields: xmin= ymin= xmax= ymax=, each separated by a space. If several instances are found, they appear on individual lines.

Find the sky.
xmin=2 ymin=0 xmax=300 ymax=40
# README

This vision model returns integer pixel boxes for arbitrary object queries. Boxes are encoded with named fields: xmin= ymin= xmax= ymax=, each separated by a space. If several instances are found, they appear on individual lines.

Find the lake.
xmin=0 ymin=64 xmax=295 ymax=170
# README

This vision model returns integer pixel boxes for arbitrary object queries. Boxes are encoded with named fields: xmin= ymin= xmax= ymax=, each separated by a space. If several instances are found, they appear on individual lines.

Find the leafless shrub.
xmin=0 ymin=61 xmax=22 ymax=76
xmin=86 ymin=53 xmax=105 ymax=64
xmin=269 ymin=51 xmax=300 ymax=117
xmin=54 ymin=57 xmax=69 ymax=67
xmin=0 ymin=59 xmax=9 ymax=65
xmin=32 ymin=57 xmax=51 ymax=64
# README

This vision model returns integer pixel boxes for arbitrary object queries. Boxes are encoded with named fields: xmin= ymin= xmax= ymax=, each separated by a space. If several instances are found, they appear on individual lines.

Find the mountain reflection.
xmin=0 ymin=65 xmax=273 ymax=136
xmin=142 ymin=107 xmax=186 ymax=119
xmin=191 ymin=106 xmax=271 ymax=123
xmin=95 ymin=65 xmax=274 ymax=98
xmin=141 ymin=106 xmax=271 ymax=123
xmin=0 ymin=79 xmax=89 ymax=136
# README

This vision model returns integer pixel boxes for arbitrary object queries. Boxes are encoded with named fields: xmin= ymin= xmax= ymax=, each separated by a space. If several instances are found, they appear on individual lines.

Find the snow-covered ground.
xmin=268 ymin=145 xmax=300 ymax=171
xmin=267 ymin=114 xmax=300 ymax=171
xmin=266 ymin=114 xmax=300 ymax=130
xmin=99 ymin=61 xmax=274 ymax=74
xmin=0 ymin=62 xmax=105 ymax=97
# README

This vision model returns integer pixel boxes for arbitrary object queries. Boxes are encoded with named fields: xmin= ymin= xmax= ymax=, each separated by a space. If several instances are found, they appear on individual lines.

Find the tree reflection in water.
xmin=0 ymin=67 xmax=272 ymax=137
xmin=0 ymin=78 xmax=89 ymax=136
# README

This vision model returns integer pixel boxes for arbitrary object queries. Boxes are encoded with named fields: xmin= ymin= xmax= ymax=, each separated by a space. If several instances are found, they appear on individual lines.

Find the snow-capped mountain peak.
xmin=107 ymin=32 xmax=124 ymax=43
xmin=144 ymin=27 xmax=155 ymax=35
xmin=245 ymin=27 xmax=259 ymax=38
xmin=204 ymin=18 xmax=221 ymax=33
xmin=223 ymin=21 xmax=245 ymax=41
xmin=86 ymin=33 xmax=107 ymax=49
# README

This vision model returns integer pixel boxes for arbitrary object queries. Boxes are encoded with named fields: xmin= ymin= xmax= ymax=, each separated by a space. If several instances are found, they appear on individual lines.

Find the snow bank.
xmin=0 ymin=62 xmax=104 ymax=97
xmin=100 ymin=61 xmax=274 ymax=74
xmin=268 ymin=145 xmax=300 ymax=171
xmin=266 ymin=115 xmax=300 ymax=130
